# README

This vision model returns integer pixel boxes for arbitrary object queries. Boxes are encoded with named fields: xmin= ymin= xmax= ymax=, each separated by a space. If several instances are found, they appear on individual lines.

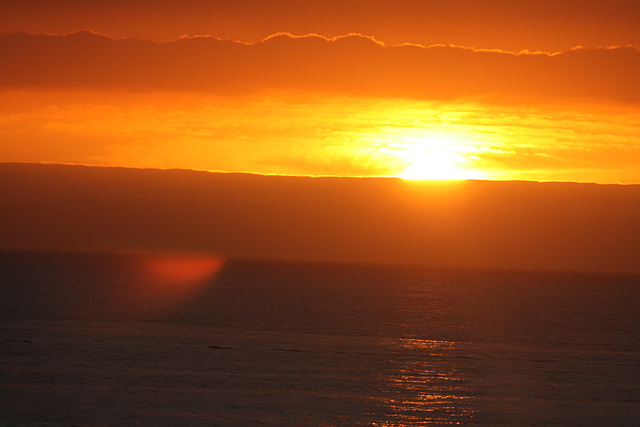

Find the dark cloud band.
xmin=1 ymin=31 xmax=639 ymax=103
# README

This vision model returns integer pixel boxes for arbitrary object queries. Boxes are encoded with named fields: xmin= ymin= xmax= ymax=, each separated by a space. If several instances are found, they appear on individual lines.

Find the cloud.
xmin=1 ymin=30 xmax=639 ymax=104
xmin=3 ymin=162 xmax=640 ymax=274
xmin=2 ymin=1 xmax=640 ymax=51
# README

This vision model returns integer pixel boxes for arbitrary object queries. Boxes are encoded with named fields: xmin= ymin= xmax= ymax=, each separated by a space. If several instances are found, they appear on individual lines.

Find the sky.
xmin=1 ymin=0 xmax=640 ymax=182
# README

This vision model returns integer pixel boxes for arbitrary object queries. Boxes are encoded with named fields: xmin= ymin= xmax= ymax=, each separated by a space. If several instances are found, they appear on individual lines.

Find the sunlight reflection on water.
xmin=376 ymin=338 xmax=476 ymax=425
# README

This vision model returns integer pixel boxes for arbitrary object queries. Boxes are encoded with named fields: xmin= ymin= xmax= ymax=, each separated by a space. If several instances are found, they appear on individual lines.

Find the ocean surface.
xmin=1 ymin=250 xmax=639 ymax=426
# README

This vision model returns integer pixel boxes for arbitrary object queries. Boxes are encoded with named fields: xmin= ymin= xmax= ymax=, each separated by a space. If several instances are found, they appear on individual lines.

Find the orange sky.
xmin=1 ymin=1 xmax=640 ymax=183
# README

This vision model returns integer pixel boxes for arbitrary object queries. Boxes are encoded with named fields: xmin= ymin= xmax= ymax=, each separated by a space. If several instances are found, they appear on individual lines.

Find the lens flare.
xmin=144 ymin=255 xmax=225 ymax=285
xmin=135 ymin=255 xmax=226 ymax=311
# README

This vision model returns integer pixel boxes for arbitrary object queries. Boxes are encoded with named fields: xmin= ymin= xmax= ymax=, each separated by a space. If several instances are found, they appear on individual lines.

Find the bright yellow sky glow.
xmin=1 ymin=90 xmax=639 ymax=184
xmin=399 ymin=151 xmax=483 ymax=180
xmin=373 ymin=133 xmax=488 ymax=180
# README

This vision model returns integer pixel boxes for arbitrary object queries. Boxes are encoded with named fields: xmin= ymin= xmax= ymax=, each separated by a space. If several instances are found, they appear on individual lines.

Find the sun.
xmin=400 ymin=151 xmax=477 ymax=180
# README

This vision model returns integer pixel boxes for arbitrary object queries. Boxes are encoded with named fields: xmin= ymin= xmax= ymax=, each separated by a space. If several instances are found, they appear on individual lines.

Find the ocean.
xmin=1 ymin=250 xmax=639 ymax=425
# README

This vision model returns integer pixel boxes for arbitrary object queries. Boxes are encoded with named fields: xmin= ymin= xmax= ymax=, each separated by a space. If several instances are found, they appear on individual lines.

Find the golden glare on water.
xmin=381 ymin=338 xmax=476 ymax=423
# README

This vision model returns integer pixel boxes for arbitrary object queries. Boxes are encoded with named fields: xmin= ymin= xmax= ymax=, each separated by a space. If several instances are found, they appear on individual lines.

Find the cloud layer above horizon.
xmin=1 ymin=28 xmax=639 ymax=184
xmin=2 ymin=30 xmax=639 ymax=105
xmin=2 ymin=0 xmax=640 ymax=52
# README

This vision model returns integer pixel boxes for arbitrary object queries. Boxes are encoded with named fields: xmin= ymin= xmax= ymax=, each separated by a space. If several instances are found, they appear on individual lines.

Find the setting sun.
xmin=390 ymin=134 xmax=486 ymax=180
xmin=400 ymin=151 xmax=479 ymax=180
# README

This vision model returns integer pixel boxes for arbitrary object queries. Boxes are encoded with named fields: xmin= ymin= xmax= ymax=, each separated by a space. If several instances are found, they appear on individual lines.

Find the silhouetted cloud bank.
xmin=2 ymin=31 xmax=639 ymax=103
xmin=2 ymin=163 xmax=639 ymax=275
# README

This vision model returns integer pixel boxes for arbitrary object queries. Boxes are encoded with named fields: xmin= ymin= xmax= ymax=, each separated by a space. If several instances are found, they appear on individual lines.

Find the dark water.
xmin=1 ymin=250 xmax=639 ymax=425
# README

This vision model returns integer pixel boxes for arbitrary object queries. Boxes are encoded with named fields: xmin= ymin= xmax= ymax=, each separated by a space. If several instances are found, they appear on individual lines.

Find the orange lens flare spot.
xmin=131 ymin=255 xmax=226 ymax=313
xmin=144 ymin=255 xmax=226 ymax=285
